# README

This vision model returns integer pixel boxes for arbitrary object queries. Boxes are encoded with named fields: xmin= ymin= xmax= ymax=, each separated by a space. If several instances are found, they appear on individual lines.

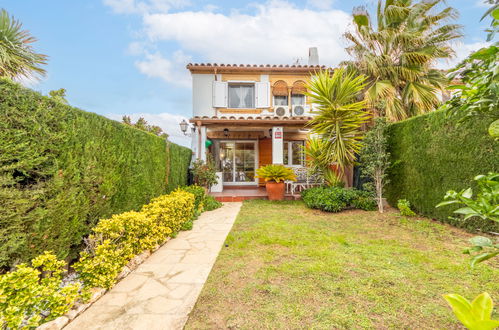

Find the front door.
xmin=219 ymin=141 xmax=257 ymax=185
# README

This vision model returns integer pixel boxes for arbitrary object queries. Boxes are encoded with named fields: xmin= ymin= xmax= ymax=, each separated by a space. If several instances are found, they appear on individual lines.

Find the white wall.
xmin=192 ymin=73 xmax=215 ymax=117
xmin=272 ymin=126 xmax=284 ymax=164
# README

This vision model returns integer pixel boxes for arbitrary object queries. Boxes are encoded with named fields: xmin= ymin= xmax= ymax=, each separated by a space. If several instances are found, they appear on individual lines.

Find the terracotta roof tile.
xmin=186 ymin=63 xmax=327 ymax=73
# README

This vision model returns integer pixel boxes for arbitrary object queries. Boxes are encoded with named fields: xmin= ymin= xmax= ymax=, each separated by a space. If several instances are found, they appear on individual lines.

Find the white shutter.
xmin=212 ymin=81 xmax=228 ymax=108
xmin=255 ymin=82 xmax=270 ymax=108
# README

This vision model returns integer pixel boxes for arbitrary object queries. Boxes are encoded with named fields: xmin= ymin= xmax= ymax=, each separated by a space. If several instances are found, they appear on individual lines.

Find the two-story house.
xmin=187 ymin=48 xmax=324 ymax=189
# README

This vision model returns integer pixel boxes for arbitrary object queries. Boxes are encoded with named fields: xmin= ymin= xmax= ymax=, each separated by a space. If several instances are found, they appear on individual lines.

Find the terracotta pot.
xmin=265 ymin=181 xmax=285 ymax=201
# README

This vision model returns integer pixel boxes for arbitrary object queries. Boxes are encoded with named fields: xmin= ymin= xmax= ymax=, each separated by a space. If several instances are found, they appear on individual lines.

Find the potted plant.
xmin=191 ymin=157 xmax=218 ymax=193
xmin=256 ymin=164 xmax=296 ymax=201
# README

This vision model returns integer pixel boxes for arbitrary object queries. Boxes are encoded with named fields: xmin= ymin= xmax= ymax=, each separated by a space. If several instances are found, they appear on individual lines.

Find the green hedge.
xmin=0 ymin=79 xmax=191 ymax=270
xmin=385 ymin=109 xmax=499 ymax=233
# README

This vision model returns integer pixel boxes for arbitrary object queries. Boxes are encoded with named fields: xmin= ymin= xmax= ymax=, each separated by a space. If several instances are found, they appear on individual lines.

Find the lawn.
xmin=185 ymin=200 xmax=498 ymax=329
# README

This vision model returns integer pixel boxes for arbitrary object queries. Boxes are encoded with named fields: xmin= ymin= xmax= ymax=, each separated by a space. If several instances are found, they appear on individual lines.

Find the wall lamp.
xmin=179 ymin=119 xmax=196 ymax=136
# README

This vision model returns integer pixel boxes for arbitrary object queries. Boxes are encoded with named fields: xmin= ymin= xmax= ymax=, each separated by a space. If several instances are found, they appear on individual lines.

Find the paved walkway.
xmin=66 ymin=202 xmax=242 ymax=330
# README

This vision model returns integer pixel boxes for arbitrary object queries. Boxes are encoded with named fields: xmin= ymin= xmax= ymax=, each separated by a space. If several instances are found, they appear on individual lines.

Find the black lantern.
xmin=269 ymin=128 xmax=272 ymax=137
xmin=223 ymin=128 xmax=229 ymax=137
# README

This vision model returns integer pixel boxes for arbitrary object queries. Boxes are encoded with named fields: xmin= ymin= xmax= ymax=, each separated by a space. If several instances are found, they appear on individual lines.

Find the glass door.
xmin=219 ymin=141 xmax=257 ymax=185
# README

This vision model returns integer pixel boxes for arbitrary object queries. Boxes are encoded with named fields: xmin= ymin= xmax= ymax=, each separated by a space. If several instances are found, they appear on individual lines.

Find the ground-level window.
xmin=283 ymin=141 xmax=304 ymax=166
xmin=228 ymin=83 xmax=255 ymax=108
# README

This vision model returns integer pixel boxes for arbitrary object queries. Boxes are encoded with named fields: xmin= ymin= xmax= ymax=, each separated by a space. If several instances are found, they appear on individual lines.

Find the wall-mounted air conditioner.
xmin=274 ymin=106 xmax=290 ymax=117
xmin=292 ymin=105 xmax=310 ymax=116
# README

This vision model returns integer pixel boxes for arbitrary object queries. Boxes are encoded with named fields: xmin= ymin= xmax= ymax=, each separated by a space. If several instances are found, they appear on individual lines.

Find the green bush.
xmin=74 ymin=189 xmax=195 ymax=289
xmin=0 ymin=79 xmax=191 ymax=270
xmin=397 ymin=199 xmax=416 ymax=217
xmin=301 ymin=186 xmax=376 ymax=212
xmin=182 ymin=185 xmax=206 ymax=216
xmin=0 ymin=252 xmax=80 ymax=328
xmin=203 ymin=195 xmax=222 ymax=211
xmin=0 ymin=189 xmax=197 ymax=327
xmin=385 ymin=109 xmax=499 ymax=232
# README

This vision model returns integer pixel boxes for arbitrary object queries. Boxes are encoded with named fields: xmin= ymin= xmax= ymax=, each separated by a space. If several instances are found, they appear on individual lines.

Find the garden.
xmin=185 ymin=200 xmax=498 ymax=329
xmin=0 ymin=0 xmax=498 ymax=329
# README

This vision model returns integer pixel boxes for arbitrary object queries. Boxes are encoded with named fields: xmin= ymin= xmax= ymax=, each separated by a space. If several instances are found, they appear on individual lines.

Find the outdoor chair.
xmin=285 ymin=167 xmax=324 ymax=195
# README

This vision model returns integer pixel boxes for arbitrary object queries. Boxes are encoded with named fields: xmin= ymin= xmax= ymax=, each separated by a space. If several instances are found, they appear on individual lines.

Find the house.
xmin=187 ymin=48 xmax=337 ymax=191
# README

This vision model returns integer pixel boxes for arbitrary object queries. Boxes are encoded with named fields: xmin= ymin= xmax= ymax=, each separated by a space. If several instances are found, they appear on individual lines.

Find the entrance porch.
xmin=190 ymin=116 xmax=311 ymax=191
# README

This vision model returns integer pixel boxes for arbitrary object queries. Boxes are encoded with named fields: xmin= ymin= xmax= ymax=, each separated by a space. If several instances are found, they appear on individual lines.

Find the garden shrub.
xmin=182 ymin=185 xmax=206 ymax=217
xmin=385 ymin=109 xmax=499 ymax=232
xmin=141 ymin=190 xmax=195 ymax=234
xmin=351 ymin=190 xmax=378 ymax=211
xmin=74 ymin=189 xmax=195 ymax=289
xmin=203 ymin=195 xmax=222 ymax=211
xmin=0 ymin=252 xmax=80 ymax=328
xmin=301 ymin=186 xmax=376 ymax=212
xmin=397 ymin=199 xmax=416 ymax=217
xmin=0 ymin=79 xmax=191 ymax=270
xmin=0 ymin=189 xmax=197 ymax=327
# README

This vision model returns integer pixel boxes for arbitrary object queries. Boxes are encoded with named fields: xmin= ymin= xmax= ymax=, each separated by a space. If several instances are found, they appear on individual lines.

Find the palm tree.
xmin=343 ymin=0 xmax=462 ymax=121
xmin=0 ymin=9 xmax=47 ymax=80
xmin=306 ymin=68 xmax=371 ymax=175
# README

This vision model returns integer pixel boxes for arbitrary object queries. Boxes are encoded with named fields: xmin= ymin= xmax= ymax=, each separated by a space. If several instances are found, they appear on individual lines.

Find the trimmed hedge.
xmin=385 ymin=109 xmax=499 ymax=232
xmin=0 ymin=79 xmax=191 ymax=270
xmin=0 ymin=187 xmax=198 ymax=328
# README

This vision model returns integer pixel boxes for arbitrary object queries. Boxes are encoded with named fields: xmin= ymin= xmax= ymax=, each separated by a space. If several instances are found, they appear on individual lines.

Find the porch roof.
xmin=189 ymin=115 xmax=313 ymax=126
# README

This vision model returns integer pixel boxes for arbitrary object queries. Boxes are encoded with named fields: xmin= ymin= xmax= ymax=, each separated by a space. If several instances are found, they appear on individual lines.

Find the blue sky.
xmin=3 ymin=0 xmax=493 ymax=146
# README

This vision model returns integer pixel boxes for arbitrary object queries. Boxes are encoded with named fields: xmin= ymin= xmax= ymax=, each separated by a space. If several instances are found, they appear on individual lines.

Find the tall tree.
xmin=343 ymin=0 xmax=462 ymax=121
xmin=0 ymin=9 xmax=47 ymax=80
xmin=306 ymin=68 xmax=371 ymax=175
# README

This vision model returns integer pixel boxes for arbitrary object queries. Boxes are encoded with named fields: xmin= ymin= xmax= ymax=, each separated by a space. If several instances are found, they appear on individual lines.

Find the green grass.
xmin=185 ymin=200 xmax=498 ymax=329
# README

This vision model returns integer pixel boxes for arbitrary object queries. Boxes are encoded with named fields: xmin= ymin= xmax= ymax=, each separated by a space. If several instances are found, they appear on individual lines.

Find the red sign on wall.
xmin=274 ymin=130 xmax=282 ymax=139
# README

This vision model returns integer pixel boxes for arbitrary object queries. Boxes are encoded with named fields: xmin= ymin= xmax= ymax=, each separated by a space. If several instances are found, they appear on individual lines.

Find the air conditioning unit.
xmin=292 ymin=105 xmax=310 ymax=116
xmin=274 ymin=106 xmax=289 ymax=117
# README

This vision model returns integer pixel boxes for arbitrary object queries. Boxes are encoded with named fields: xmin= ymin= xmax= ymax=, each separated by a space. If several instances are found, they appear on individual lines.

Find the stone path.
xmin=66 ymin=202 xmax=242 ymax=330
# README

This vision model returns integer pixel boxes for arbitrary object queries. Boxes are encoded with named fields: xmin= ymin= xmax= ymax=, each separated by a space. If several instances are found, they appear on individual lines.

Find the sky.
xmin=3 ymin=0 xmax=494 ymax=146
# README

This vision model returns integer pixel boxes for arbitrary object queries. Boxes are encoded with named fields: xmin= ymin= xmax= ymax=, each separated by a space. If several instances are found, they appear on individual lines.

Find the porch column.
xmin=200 ymin=126 xmax=207 ymax=162
xmin=272 ymin=126 xmax=283 ymax=164
xmin=190 ymin=134 xmax=196 ymax=165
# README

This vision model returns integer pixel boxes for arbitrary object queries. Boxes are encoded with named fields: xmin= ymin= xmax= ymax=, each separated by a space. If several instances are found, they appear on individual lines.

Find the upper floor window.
xmin=291 ymin=94 xmax=305 ymax=106
xmin=228 ymin=83 xmax=255 ymax=108
xmin=273 ymin=95 xmax=288 ymax=106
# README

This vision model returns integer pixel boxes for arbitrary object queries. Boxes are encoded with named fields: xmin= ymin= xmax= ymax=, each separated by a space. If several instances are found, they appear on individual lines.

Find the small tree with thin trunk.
xmin=360 ymin=117 xmax=390 ymax=213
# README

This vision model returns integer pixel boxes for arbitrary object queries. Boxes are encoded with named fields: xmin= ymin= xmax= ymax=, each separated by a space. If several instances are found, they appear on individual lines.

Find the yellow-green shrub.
xmin=142 ymin=189 xmax=195 ymax=234
xmin=74 ymin=190 xmax=195 ymax=289
xmin=0 ymin=252 xmax=80 ymax=329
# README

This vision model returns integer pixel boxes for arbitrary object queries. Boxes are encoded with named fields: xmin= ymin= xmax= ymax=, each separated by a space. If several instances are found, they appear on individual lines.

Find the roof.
xmin=186 ymin=63 xmax=327 ymax=73
xmin=189 ymin=115 xmax=313 ymax=126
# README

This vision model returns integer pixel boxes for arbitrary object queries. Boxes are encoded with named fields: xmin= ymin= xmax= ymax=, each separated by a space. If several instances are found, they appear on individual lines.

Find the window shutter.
xmin=212 ymin=81 xmax=228 ymax=108
xmin=255 ymin=82 xmax=270 ymax=108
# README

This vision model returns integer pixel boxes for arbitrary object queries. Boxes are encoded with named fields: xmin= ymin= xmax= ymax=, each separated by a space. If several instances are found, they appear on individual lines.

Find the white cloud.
xmin=135 ymin=50 xmax=192 ymax=87
xmin=142 ymin=1 xmax=351 ymax=66
xmin=306 ymin=0 xmax=334 ymax=10
xmin=436 ymin=41 xmax=490 ymax=69
xmin=107 ymin=112 xmax=191 ymax=147
xmin=103 ymin=0 xmax=190 ymax=14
